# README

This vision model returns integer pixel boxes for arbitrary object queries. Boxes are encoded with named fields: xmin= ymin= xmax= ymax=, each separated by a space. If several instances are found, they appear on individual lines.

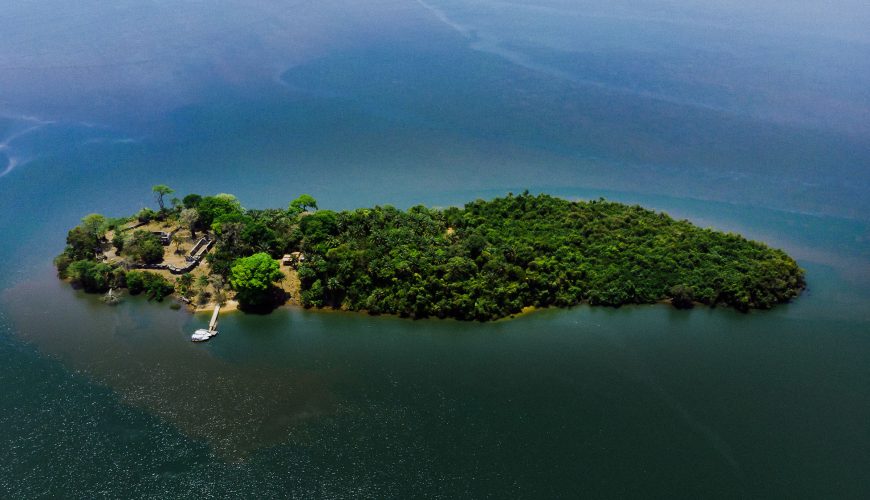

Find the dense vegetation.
xmin=229 ymin=253 xmax=285 ymax=309
xmin=56 ymin=188 xmax=804 ymax=320
xmin=294 ymin=193 xmax=805 ymax=319
xmin=125 ymin=270 xmax=175 ymax=301
xmin=123 ymin=230 xmax=164 ymax=264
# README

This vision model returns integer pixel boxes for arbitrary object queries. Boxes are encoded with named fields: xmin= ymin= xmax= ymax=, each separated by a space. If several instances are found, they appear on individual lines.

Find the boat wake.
xmin=0 ymin=155 xmax=20 ymax=179
xmin=0 ymin=112 xmax=137 ymax=180
xmin=414 ymin=0 xmax=472 ymax=37
xmin=0 ymin=114 xmax=53 ymax=179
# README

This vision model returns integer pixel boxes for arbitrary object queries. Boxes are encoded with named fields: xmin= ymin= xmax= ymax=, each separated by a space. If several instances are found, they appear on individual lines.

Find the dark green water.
xmin=3 ymin=200 xmax=869 ymax=497
xmin=2 ymin=1 xmax=870 ymax=497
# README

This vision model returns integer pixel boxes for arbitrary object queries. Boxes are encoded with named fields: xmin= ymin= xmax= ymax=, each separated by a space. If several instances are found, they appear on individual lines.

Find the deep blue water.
xmin=1 ymin=1 xmax=869 ymax=497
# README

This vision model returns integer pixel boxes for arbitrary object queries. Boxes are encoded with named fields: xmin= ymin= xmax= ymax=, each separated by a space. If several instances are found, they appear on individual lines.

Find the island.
xmin=55 ymin=188 xmax=805 ymax=320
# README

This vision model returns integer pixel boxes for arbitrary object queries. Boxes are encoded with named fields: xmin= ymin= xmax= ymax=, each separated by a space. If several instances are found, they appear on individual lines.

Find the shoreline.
xmin=191 ymin=299 xmax=240 ymax=314
xmin=202 ymin=297 xmax=764 ymax=324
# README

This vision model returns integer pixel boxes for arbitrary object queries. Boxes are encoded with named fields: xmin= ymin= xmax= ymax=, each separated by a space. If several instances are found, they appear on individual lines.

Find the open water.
xmin=1 ymin=1 xmax=869 ymax=497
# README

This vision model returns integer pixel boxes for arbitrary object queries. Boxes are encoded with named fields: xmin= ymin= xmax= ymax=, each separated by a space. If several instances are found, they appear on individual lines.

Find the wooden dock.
xmin=192 ymin=304 xmax=221 ymax=342
xmin=208 ymin=304 xmax=220 ymax=331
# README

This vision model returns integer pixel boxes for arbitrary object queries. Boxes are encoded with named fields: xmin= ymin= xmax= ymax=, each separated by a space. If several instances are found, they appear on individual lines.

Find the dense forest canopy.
xmin=295 ymin=193 xmax=805 ymax=319
xmin=56 ymin=190 xmax=805 ymax=320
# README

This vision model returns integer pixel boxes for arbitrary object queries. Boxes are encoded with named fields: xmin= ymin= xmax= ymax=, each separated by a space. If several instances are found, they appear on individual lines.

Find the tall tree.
xmin=197 ymin=194 xmax=242 ymax=227
xmin=152 ymin=184 xmax=174 ymax=211
xmin=230 ymin=252 xmax=284 ymax=307
xmin=65 ymin=226 xmax=100 ymax=261
xmin=180 ymin=208 xmax=199 ymax=238
xmin=289 ymin=194 xmax=318 ymax=214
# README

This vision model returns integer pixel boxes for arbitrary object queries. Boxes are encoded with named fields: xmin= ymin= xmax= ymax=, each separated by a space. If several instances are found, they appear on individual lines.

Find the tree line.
xmin=292 ymin=192 xmax=805 ymax=320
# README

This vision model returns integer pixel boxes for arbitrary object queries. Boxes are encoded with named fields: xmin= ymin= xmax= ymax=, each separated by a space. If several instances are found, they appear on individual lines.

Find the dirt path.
xmin=279 ymin=266 xmax=302 ymax=306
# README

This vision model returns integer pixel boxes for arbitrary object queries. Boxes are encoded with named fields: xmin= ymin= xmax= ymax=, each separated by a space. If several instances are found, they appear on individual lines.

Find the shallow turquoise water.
xmin=1 ymin=1 xmax=869 ymax=497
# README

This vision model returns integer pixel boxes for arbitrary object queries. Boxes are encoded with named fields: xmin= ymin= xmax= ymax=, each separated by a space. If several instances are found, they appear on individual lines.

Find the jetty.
xmin=191 ymin=304 xmax=220 ymax=342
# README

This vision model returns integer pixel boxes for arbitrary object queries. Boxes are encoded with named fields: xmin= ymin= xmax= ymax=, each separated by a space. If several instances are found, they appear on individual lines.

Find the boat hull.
xmin=191 ymin=328 xmax=217 ymax=342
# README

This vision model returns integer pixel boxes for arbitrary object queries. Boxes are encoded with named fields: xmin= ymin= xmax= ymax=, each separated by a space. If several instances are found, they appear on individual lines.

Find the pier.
xmin=192 ymin=304 xmax=220 ymax=342
xmin=208 ymin=304 xmax=220 ymax=331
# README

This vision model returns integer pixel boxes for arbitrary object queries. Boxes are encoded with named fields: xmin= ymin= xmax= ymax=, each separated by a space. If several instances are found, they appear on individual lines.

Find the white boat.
xmin=191 ymin=328 xmax=217 ymax=342
xmin=191 ymin=305 xmax=221 ymax=342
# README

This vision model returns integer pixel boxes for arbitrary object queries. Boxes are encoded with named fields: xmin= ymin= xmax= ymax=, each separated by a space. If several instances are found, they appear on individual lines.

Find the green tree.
xmin=125 ymin=270 xmax=145 ymax=293
xmin=64 ymin=226 xmax=100 ymax=261
xmin=54 ymin=253 xmax=73 ymax=278
xmin=136 ymin=207 xmax=156 ymax=223
xmin=81 ymin=213 xmax=108 ymax=239
xmin=124 ymin=230 xmax=164 ymax=264
xmin=197 ymin=194 xmax=243 ymax=227
xmin=112 ymin=231 xmax=126 ymax=253
xmin=152 ymin=184 xmax=174 ymax=211
xmin=182 ymin=194 xmax=202 ymax=209
xmin=229 ymin=252 xmax=284 ymax=308
xmin=241 ymin=222 xmax=277 ymax=255
xmin=289 ymin=194 xmax=318 ymax=214
xmin=180 ymin=208 xmax=199 ymax=238
xmin=126 ymin=270 xmax=174 ymax=300
xmin=177 ymin=273 xmax=194 ymax=298
xmin=68 ymin=260 xmax=114 ymax=293
xmin=299 ymin=210 xmax=337 ymax=250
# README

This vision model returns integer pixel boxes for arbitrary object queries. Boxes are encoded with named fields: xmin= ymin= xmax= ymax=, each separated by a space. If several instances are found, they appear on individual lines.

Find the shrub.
xmin=126 ymin=270 xmax=146 ymax=294
xmin=54 ymin=253 xmax=73 ymax=279
xmin=669 ymin=284 xmax=695 ymax=309
xmin=124 ymin=230 xmax=164 ymax=264
xmin=67 ymin=260 xmax=114 ymax=293
xmin=125 ymin=270 xmax=174 ymax=301
xmin=137 ymin=208 xmax=156 ymax=223
xmin=112 ymin=232 xmax=126 ymax=253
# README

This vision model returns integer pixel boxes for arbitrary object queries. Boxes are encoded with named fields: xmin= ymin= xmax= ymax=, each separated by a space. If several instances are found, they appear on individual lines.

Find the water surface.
xmin=1 ymin=0 xmax=869 ymax=497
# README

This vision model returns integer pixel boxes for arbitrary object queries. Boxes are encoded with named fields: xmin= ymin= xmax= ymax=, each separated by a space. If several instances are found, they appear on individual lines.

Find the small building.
xmin=152 ymin=231 xmax=172 ymax=245
xmin=283 ymin=252 xmax=305 ymax=268
xmin=151 ymin=227 xmax=180 ymax=246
